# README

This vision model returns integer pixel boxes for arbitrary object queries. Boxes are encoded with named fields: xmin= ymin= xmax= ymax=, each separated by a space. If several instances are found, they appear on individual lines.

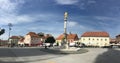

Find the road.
xmin=0 ymin=47 xmax=120 ymax=63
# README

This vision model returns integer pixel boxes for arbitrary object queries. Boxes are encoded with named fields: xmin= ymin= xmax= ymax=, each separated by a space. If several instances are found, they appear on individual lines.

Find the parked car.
xmin=75 ymin=42 xmax=86 ymax=48
xmin=43 ymin=43 xmax=50 ymax=47
xmin=53 ymin=43 xmax=57 ymax=46
xmin=69 ymin=42 xmax=76 ymax=47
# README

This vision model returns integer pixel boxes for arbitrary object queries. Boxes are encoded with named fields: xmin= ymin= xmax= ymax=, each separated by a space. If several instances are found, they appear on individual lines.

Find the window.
xmin=89 ymin=38 xmax=90 ymax=40
xmin=105 ymin=39 xmax=107 ymax=41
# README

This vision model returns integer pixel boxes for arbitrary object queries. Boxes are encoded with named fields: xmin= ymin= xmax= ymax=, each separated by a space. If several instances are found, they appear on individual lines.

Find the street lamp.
xmin=8 ymin=23 xmax=12 ymax=47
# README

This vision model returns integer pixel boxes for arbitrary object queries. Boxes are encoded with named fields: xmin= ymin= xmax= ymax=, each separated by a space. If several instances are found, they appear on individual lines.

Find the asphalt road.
xmin=0 ymin=47 xmax=120 ymax=63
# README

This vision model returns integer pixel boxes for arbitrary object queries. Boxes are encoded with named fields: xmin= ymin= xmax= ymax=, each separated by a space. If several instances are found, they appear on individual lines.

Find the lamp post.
xmin=64 ymin=12 xmax=69 ymax=49
xmin=8 ymin=23 xmax=12 ymax=47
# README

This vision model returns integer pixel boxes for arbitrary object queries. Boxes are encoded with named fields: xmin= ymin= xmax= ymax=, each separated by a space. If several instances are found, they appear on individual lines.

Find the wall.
xmin=24 ymin=35 xmax=31 ymax=44
xmin=80 ymin=37 xmax=110 ymax=47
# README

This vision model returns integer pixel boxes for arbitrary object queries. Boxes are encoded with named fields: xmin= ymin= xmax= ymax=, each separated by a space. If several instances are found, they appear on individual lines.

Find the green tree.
xmin=0 ymin=29 xmax=5 ymax=35
xmin=45 ymin=36 xmax=55 ymax=43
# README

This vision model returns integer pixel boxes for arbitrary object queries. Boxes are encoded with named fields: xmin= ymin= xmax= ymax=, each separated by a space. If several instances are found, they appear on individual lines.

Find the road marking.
xmin=48 ymin=61 xmax=56 ymax=63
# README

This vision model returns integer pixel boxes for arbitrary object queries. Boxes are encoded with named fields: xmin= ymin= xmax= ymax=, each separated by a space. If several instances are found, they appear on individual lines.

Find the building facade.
xmin=0 ymin=40 xmax=8 ymax=46
xmin=9 ymin=36 xmax=20 ymax=46
xmin=24 ymin=32 xmax=41 ymax=46
xmin=80 ymin=32 xmax=110 ymax=47
xmin=116 ymin=34 xmax=120 ymax=43
xmin=18 ymin=36 xmax=25 ymax=46
xmin=110 ymin=38 xmax=117 ymax=44
xmin=56 ymin=33 xmax=79 ymax=46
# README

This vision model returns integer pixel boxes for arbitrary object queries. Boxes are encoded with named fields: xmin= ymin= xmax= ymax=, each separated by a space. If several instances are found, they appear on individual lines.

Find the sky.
xmin=0 ymin=0 xmax=120 ymax=39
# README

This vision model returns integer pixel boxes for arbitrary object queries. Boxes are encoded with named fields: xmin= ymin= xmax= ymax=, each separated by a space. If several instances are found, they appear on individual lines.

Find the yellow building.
xmin=80 ymin=32 xmax=110 ymax=47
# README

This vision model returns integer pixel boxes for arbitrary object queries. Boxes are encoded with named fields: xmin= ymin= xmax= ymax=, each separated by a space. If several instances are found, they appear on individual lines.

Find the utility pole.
xmin=64 ymin=12 xmax=69 ymax=49
xmin=8 ymin=23 xmax=12 ymax=47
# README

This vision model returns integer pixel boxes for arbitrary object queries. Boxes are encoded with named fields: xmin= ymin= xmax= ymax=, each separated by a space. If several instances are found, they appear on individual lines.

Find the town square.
xmin=0 ymin=0 xmax=120 ymax=63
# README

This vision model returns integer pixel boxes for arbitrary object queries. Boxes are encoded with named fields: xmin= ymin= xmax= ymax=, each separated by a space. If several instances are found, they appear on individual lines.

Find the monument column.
xmin=64 ymin=12 xmax=69 ymax=49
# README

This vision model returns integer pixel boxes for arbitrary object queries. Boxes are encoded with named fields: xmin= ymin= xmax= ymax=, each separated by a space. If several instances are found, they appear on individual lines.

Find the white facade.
xmin=24 ymin=35 xmax=41 ymax=46
xmin=80 ymin=37 xmax=110 ymax=47
xmin=24 ymin=35 xmax=31 ymax=45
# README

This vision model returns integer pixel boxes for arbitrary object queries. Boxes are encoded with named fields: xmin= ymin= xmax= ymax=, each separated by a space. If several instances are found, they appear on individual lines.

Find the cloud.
xmin=94 ymin=16 xmax=120 ymax=23
xmin=0 ymin=0 xmax=25 ymax=13
xmin=0 ymin=15 xmax=32 ymax=25
xmin=0 ymin=0 xmax=61 ymax=25
xmin=55 ymin=0 xmax=79 ymax=5
xmin=74 ymin=0 xmax=96 ymax=10
xmin=88 ymin=0 xmax=96 ymax=4
xmin=67 ymin=21 xmax=95 ymax=31
xmin=0 ymin=12 xmax=61 ymax=25
xmin=0 ymin=0 xmax=26 ymax=25
xmin=95 ymin=16 xmax=113 ymax=21
xmin=68 ymin=21 xmax=78 ymax=27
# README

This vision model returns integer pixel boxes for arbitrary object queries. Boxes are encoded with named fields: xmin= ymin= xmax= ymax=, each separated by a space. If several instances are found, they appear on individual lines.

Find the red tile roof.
xmin=56 ymin=34 xmax=64 ymax=40
xmin=68 ymin=34 xmax=78 ymax=39
xmin=19 ymin=38 xmax=24 ymax=42
xmin=27 ymin=32 xmax=39 ymax=38
xmin=81 ymin=32 xmax=109 ymax=37
xmin=9 ymin=36 xmax=20 ymax=39
xmin=56 ymin=33 xmax=78 ymax=40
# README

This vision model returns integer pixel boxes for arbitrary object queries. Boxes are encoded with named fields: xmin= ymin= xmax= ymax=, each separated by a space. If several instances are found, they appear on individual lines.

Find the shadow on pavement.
xmin=0 ymin=48 xmax=66 ymax=57
xmin=94 ymin=48 xmax=120 ymax=63
xmin=0 ymin=61 xmax=24 ymax=63
xmin=0 ymin=48 xmax=66 ymax=63
xmin=0 ymin=56 xmax=62 ymax=63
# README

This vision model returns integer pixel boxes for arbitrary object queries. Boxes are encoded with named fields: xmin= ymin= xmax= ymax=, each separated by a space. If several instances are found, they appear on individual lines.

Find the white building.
xmin=18 ymin=36 xmax=25 ymax=46
xmin=24 ymin=32 xmax=41 ymax=46
xmin=80 ymin=32 xmax=110 ymax=47
xmin=9 ymin=36 xmax=20 ymax=46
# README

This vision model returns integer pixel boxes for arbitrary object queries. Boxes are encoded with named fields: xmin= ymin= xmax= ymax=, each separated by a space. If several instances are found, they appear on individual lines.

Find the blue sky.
xmin=0 ymin=0 xmax=120 ymax=39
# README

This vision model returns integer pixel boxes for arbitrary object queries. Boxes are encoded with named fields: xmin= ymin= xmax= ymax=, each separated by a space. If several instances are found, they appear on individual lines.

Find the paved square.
xmin=0 ymin=48 xmax=120 ymax=63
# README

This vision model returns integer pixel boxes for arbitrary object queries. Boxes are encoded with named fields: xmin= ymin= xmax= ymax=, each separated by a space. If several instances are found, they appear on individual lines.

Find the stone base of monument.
xmin=60 ymin=47 xmax=81 ymax=52
xmin=40 ymin=47 xmax=88 ymax=54
xmin=54 ymin=47 xmax=88 ymax=54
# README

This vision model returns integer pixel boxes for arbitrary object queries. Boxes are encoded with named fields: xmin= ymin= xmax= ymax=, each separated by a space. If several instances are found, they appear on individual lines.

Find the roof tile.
xmin=27 ymin=32 xmax=39 ymax=38
xmin=56 ymin=33 xmax=78 ymax=40
xmin=81 ymin=32 xmax=109 ymax=37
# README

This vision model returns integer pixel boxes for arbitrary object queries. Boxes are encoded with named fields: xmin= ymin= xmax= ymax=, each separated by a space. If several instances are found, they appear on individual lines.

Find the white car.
xmin=45 ymin=43 xmax=50 ymax=46
xmin=69 ymin=42 xmax=76 ymax=47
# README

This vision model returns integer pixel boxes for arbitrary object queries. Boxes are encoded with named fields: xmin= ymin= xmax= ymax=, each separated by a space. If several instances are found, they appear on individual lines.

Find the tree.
xmin=44 ymin=36 xmax=55 ymax=48
xmin=0 ymin=29 xmax=5 ymax=35
xmin=38 ymin=32 xmax=44 ymax=38
xmin=45 ymin=36 xmax=55 ymax=43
